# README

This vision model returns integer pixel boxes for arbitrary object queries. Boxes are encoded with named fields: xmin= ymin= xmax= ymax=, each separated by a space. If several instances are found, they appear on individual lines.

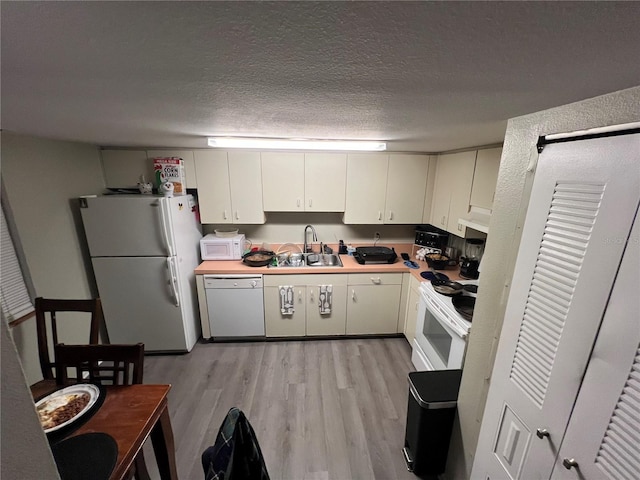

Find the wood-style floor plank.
xmin=143 ymin=337 xmax=417 ymax=480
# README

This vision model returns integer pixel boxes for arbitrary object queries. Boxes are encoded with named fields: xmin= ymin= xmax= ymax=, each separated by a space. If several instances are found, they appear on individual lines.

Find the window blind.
xmin=1 ymin=203 xmax=34 ymax=322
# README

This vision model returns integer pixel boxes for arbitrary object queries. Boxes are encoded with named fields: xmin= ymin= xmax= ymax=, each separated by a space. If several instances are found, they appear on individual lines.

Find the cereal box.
xmin=153 ymin=157 xmax=186 ymax=195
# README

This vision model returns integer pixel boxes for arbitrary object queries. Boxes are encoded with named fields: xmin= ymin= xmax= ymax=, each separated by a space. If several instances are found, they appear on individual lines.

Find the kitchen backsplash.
xmin=201 ymin=212 xmax=416 ymax=245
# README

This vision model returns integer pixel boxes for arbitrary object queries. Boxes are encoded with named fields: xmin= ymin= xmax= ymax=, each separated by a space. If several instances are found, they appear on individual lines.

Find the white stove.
xmin=420 ymin=278 xmax=478 ymax=334
xmin=412 ymin=277 xmax=479 ymax=371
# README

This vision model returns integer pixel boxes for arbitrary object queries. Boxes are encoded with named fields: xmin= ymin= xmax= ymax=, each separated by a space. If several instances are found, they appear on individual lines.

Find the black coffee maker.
xmin=460 ymin=239 xmax=485 ymax=279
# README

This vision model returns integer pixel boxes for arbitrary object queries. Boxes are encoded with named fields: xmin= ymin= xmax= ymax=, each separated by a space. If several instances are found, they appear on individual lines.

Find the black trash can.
xmin=403 ymin=369 xmax=463 ymax=478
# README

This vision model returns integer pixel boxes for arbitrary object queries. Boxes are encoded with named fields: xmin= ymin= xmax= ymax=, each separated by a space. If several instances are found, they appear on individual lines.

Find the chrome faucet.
xmin=304 ymin=225 xmax=318 ymax=253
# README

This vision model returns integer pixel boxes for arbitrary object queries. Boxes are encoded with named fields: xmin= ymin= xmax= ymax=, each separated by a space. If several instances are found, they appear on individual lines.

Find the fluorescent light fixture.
xmin=207 ymin=137 xmax=387 ymax=151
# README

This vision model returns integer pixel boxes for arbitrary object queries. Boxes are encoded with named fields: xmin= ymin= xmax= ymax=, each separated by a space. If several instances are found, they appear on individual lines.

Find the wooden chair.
xmin=54 ymin=343 xmax=150 ymax=480
xmin=35 ymin=297 xmax=104 ymax=381
xmin=54 ymin=343 xmax=145 ymax=386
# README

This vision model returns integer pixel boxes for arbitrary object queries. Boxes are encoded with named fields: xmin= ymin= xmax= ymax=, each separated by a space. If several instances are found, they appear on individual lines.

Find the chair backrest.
xmin=35 ymin=297 xmax=104 ymax=380
xmin=54 ymin=343 xmax=145 ymax=386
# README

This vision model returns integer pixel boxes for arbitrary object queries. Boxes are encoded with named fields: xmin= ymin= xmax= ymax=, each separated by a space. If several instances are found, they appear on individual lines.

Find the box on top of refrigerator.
xmin=153 ymin=157 xmax=186 ymax=195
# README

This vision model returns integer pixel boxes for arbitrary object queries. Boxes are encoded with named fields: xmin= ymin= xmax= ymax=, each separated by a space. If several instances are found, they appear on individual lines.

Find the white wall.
xmin=445 ymin=85 xmax=640 ymax=479
xmin=1 ymin=132 xmax=104 ymax=384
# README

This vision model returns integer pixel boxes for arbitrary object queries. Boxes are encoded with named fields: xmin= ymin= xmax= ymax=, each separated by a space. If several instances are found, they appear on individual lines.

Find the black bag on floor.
xmin=202 ymin=407 xmax=269 ymax=480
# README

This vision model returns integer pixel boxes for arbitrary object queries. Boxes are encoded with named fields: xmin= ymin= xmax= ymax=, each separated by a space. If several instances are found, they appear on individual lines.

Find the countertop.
xmin=195 ymin=253 xmax=465 ymax=283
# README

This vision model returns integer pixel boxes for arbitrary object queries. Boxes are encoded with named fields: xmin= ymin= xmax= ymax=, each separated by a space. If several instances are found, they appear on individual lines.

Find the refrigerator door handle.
xmin=158 ymin=199 xmax=176 ymax=256
xmin=166 ymin=257 xmax=181 ymax=307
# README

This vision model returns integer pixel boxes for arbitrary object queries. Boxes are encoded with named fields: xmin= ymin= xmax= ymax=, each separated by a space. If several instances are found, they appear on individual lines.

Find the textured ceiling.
xmin=2 ymin=1 xmax=640 ymax=153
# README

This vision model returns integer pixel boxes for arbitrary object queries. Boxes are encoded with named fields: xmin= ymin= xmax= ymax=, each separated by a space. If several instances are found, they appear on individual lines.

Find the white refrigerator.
xmin=80 ymin=194 xmax=202 ymax=352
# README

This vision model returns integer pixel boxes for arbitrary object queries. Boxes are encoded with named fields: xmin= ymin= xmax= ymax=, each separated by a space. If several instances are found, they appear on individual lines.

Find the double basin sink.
xmin=274 ymin=252 xmax=343 ymax=268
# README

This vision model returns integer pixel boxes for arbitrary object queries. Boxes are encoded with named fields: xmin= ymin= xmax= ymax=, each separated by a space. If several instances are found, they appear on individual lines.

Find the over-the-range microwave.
xmin=200 ymin=234 xmax=245 ymax=260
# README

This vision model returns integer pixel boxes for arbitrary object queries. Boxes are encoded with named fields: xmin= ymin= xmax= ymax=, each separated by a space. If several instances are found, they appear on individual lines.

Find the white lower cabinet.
xmin=346 ymin=273 xmax=402 ymax=334
xmin=403 ymin=275 xmax=421 ymax=343
xmin=264 ymin=274 xmax=347 ymax=337
xmin=264 ymin=284 xmax=306 ymax=337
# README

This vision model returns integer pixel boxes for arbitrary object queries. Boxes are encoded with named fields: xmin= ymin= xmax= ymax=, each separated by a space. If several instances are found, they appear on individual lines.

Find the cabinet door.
xmin=305 ymin=153 xmax=347 ymax=212
xmin=403 ymin=276 xmax=421 ymax=343
xmin=422 ymin=155 xmax=438 ymax=223
xmin=228 ymin=151 xmax=265 ymax=224
xmin=343 ymin=153 xmax=388 ymax=224
xmin=102 ymin=150 xmax=153 ymax=188
xmin=346 ymin=284 xmax=401 ymax=334
xmin=472 ymin=133 xmax=640 ymax=480
xmin=193 ymin=151 xmax=232 ymax=224
xmin=147 ymin=150 xmax=197 ymax=189
xmin=306 ymin=284 xmax=347 ymax=336
xmin=550 ymin=212 xmax=639 ymax=480
xmin=264 ymin=286 xmax=306 ymax=337
xmin=385 ymin=154 xmax=429 ymax=224
xmin=470 ymin=147 xmax=502 ymax=210
xmin=429 ymin=156 xmax=453 ymax=230
xmin=445 ymin=150 xmax=476 ymax=236
xmin=261 ymin=152 xmax=304 ymax=211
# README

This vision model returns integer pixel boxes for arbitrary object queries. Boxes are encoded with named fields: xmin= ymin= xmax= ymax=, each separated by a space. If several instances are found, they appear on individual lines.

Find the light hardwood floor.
xmin=143 ymin=337 xmax=418 ymax=480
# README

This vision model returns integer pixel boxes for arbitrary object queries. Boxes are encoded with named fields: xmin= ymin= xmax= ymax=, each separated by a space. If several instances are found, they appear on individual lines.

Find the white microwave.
xmin=200 ymin=234 xmax=245 ymax=260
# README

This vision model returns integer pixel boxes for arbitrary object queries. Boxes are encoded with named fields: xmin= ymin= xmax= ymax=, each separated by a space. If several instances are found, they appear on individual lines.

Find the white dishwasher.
xmin=204 ymin=274 xmax=265 ymax=338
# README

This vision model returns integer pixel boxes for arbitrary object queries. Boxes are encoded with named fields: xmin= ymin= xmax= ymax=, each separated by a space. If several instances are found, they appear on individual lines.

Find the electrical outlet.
xmin=374 ymin=232 xmax=381 ymax=241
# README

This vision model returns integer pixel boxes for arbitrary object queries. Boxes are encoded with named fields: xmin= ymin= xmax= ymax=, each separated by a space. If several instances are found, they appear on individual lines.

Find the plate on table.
xmin=36 ymin=384 xmax=100 ymax=433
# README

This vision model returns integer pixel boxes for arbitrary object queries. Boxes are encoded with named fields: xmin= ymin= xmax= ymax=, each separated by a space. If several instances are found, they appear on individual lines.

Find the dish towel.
xmin=279 ymin=286 xmax=295 ymax=315
xmin=319 ymin=285 xmax=333 ymax=315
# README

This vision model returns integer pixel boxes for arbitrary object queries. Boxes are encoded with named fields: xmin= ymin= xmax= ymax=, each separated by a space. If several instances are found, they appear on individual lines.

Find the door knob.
xmin=536 ymin=428 xmax=549 ymax=439
xmin=562 ymin=458 xmax=578 ymax=470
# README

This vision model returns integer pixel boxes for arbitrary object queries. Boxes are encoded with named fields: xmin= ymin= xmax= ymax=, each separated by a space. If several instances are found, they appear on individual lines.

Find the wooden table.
xmin=32 ymin=381 xmax=178 ymax=480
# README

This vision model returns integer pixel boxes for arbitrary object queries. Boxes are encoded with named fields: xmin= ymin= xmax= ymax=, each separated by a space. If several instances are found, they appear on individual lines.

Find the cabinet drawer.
xmin=264 ymin=273 xmax=347 ymax=287
xmin=347 ymin=273 xmax=403 ymax=285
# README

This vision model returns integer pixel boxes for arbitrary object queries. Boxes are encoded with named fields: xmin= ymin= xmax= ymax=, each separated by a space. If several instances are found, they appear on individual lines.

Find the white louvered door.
xmin=472 ymin=132 xmax=640 ymax=480
xmin=551 ymin=212 xmax=639 ymax=480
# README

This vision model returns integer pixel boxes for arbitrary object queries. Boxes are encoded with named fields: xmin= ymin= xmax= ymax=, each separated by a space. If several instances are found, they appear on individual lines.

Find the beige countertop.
xmin=195 ymin=248 xmax=465 ymax=283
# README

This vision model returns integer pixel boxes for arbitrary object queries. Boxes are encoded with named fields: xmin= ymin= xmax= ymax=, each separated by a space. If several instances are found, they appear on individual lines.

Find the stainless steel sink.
xmin=271 ymin=252 xmax=343 ymax=268
xmin=305 ymin=253 xmax=343 ymax=267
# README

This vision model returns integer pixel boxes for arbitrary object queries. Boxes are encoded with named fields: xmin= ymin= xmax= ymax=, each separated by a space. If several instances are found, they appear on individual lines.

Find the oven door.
xmin=414 ymin=289 xmax=467 ymax=371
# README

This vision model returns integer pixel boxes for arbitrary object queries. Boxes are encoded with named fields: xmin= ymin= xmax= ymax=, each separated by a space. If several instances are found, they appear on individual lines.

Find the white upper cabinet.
xmin=261 ymin=152 xmax=305 ymax=211
xmin=470 ymin=147 xmax=501 ymax=210
xmin=227 ymin=151 xmax=265 ymax=224
xmin=261 ymin=152 xmax=347 ymax=212
xmin=385 ymin=154 xmax=430 ymax=224
xmin=344 ymin=153 xmax=431 ymax=224
xmin=194 ymin=150 xmax=265 ymax=224
xmin=146 ymin=149 xmax=197 ymax=189
xmin=101 ymin=149 xmax=153 ymax=188
xmin=193 ymin=151 xmax=233 ymax=224
xmin=344 ymin=153 xmax=389 ymax=224
xmin=430 ymin=151 xmax=476 ymax=237
xmin=304 ymin=153 xmax=347 ymax=212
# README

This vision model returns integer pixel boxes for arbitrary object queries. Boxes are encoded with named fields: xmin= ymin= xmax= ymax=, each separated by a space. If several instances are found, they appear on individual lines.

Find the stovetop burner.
xmin=420 ymin=278 xmax=479 ymax=331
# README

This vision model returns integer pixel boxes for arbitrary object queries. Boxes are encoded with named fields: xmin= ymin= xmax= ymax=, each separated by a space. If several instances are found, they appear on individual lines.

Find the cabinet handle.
xmin=298 ymin=290 xmax=302 ymax=301
xmin=297 ymin=199 xmax=301 ymax=207
xmin=310 ymin=290 xmax=314 ymax=302
xmin=351 ymin=289 xmax=356 ymax=301
xmin=415 ymin=301 xmax=419 ymax=311
xmin=309 ymin=199 xmax=312 ymax=208
xmin=442 ymin=216 xmax=446 ymax=225
xmin=223 ymin=210 xmax=228 ymax=220
xmin=562 ymin=458 xmax=578 ymax=470
xmin=458 ymin=223 xmax=463 ymax=231
xmin=536 ymin=428 xmax=549 ymax=439
xmin=371 ymin=277 xmax=382 ymax=284
xmin=235 ymin=211 xmax=239 ymax=220
xmin=378 ymin=211 xmax=382 ymax=221
xmin=389 ymin=211 xmax=393 ymax=220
